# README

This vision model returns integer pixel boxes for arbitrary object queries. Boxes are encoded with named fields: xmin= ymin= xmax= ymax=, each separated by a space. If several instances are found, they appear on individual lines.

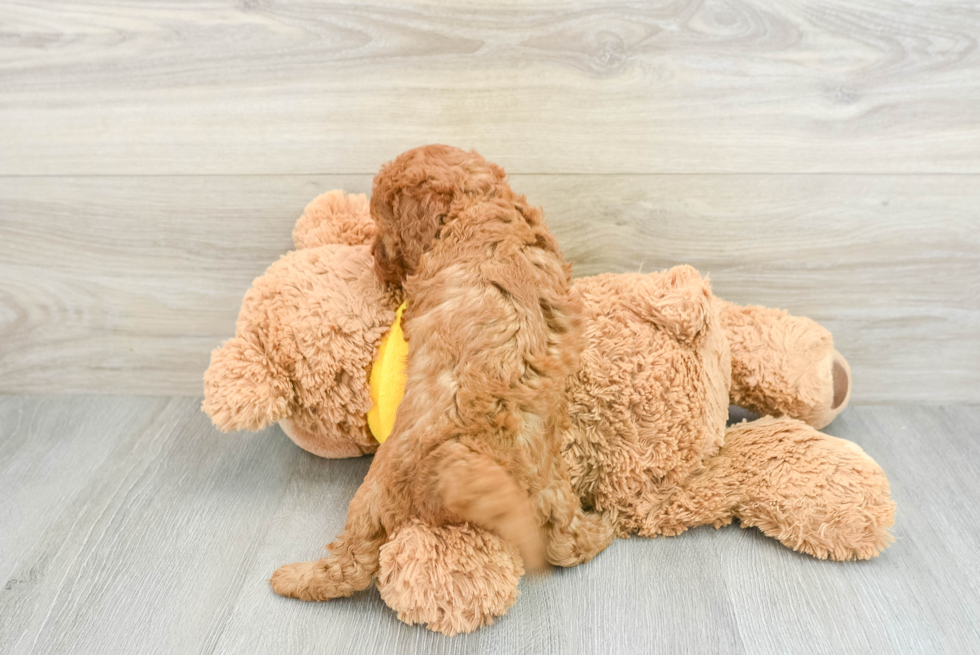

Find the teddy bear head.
xmin=203 ymin=191 xmax=401 ymax=457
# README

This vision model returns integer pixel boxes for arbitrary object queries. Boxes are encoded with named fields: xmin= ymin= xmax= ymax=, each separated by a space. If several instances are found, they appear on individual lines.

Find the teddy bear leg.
xmin=716 ymin=299 xmax=852 ymax=429
xmin=271 ymin=484 xmax=384 ymax=600
xmin=721 ymin=416 xmax=895 ymax=560
xmin=640 ymin=416 xmax=894 ymax=560
xmin=634 ymin=466 xmax=737 ymax=539
xmin=375 ymin=520 xmax=524 ymax=636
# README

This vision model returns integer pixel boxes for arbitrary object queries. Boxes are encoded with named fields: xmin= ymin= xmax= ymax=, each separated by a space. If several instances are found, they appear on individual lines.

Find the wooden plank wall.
xmin=1 ymin=1 xmax=978 ymax=402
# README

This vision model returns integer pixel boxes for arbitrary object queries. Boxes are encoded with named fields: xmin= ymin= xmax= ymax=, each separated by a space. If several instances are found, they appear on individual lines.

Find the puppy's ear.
xmin=372 ymin=234 xmax=407 ymax=285
xmin=202 ymin=336 xmax=294 ymax=432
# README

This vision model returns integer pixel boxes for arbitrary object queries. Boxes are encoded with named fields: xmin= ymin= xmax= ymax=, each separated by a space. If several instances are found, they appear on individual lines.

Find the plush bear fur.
xmin=204 ymin=190 xmax=893 ymax=636
xmin=204 ymin=190 xmax=400 ymax=458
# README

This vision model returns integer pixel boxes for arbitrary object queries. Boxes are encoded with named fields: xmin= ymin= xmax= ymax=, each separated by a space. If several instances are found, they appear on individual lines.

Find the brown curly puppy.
xmin=271 ymin=146 xmax=613 ymax=604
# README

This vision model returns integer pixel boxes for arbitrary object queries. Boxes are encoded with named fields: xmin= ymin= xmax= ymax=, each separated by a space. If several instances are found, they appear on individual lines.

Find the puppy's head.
xmin=370 ymin=145 xmax=507 ymax=285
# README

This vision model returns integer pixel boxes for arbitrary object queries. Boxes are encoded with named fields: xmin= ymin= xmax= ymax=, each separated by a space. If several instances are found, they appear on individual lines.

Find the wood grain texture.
xmin=1 ymin=0 xmax=979 ymax=175
xmin=1 ymin=397 xmax=978 ymax=654
xmin=2 ymin=174 xmax=977 ymax=402
xmin=0 ymin=396 xmax=306 ymax=654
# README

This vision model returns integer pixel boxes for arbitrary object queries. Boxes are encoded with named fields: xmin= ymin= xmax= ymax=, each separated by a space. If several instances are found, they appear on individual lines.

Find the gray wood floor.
xmin=1 ymin=397 xmax=978 ymax=654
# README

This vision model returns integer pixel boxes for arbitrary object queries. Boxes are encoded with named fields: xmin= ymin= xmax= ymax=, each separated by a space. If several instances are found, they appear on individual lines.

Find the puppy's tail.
xmin=271 ymin=482 xmax=385 ymax=601
xmin=435 ymin=441 xmax=549 ymax=572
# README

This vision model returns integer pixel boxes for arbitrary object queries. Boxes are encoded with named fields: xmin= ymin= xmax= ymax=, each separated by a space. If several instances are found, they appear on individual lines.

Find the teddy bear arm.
xmin=715 ymin=298 xmax=851 ymax=429
xmin=618 ymin=265 xmax=715 ymax=343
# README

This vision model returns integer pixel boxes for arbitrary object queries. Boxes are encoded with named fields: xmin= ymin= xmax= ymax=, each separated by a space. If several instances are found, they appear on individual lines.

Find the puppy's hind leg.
xmin=271 ymin=482 xmax=385 ymax=601
xmin=435 ymin=440 xmax=550 ymax=572
xmin=540 ymin=468 xmax=615 ymax=567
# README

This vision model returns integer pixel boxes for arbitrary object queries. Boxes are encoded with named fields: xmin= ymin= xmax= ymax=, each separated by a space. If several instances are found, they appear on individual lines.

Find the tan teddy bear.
xmin=203 ymin=191 xmax=893 ymax=635
xmin=204 ymin=190 xmax=400 ymax=458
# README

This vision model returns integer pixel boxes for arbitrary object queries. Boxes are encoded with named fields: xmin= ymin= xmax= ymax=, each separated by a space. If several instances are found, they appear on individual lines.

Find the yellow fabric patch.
xmin=367 ymin=302 xmax=409 ymax=443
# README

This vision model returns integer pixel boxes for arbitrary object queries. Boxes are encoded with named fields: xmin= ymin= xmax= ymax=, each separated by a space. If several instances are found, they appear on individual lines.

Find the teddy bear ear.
xmin=292 ymin=190 xmax=377 ymax=250
xmin=202 ymin=336 xmax=294 ymax=432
